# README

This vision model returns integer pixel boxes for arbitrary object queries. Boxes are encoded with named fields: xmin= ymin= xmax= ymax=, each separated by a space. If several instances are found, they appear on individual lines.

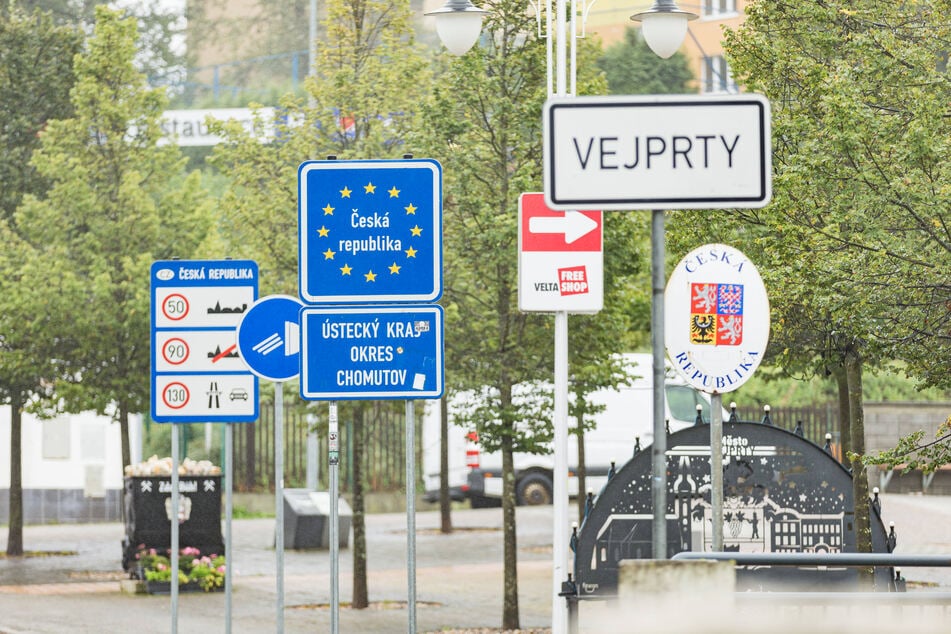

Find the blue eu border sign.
xmin=298 ymin=158 xmax=442 ymax=304
xmin=150 ymin=259 xmax=259 ymax=423
xmin=300 ymin=305 xmax=444 ymax=400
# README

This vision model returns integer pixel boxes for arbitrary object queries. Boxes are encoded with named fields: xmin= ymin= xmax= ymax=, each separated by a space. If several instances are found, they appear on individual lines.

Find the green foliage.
xmin=209 ymin=0 xmax=431 ymax=296
xmin=0 ymin=7 xmax=82 ymax=224
xmin=4 ymin=1 xmax=187 ymax=92
xmin=597 ymin=26 xmax=693 ymax=95
xmin=706 ymin=0 xmax=951 ymax=391
xmin=12 ymin=7 xmax=213 ymax=466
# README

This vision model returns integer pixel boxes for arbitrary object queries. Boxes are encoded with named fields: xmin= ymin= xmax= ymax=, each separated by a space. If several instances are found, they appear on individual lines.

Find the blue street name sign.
xmin=298 ymin=158 xmax=443 ymax=304
xmin=237 ymin=295 xmax=304 ymax=383
xmin=150 ymin=259 xmax=259 ymax=423
xmin=300 ymin=305 xmax=444 ymax=400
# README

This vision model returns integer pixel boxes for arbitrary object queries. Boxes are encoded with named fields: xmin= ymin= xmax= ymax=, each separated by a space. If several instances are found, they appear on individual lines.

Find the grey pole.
xmin=651 ymin=209 xmax=667 ymax=559
xmin=225 ymin=423 xmax=234 ymax=634
xmin=406 ymin=399 xmax=418 ymax=632
xmin=274 ymin=383 xmax=285 ymax=633
xmin=711 ymin=393 xmax=724 ymax=551
xmin=329 ymin=401 xmax=339 ymax=634
xmin=171 ymin=424 xmax=180 ymax=633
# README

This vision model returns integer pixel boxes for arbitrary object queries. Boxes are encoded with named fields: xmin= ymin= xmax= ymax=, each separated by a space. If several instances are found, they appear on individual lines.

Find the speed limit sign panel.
xmin=150 ymin=260 xmax=259 ymax=423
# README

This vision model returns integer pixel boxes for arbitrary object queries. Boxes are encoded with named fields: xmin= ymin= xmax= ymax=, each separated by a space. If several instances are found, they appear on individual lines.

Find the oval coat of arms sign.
xmin=664 ymin=243 xmax=769 ymax=394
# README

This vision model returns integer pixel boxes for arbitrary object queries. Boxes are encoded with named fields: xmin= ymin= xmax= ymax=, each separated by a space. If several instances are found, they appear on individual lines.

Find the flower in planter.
xmin=134 ymin=546 xmax=225 ymax=591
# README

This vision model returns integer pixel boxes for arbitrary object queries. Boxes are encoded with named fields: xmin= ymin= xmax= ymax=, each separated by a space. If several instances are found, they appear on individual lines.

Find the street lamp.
xmin=631 ymin=0 xmax=698 ymax=59
xmin=432 ymin=2 xmax=696 ymax=633
xmin=426 ymin=0 xmax=487 ymax=56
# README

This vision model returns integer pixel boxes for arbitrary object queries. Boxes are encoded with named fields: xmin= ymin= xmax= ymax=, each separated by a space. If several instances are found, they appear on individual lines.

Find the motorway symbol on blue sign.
xmin=298 ymin=158 xmax=442 ymax=304
xmin=300 ymin=305 xmax=444 ymax=400
xmin=150 ymin=260 xmax=259 ymax=423
xmin=237 ymin=295 xmax=305 ymax=382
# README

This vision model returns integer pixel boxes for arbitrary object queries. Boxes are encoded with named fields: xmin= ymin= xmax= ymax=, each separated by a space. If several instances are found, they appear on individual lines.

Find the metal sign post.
xmin=329 ymin=402 xmax=339 ymax=634
xmin=170 ymin=424 xmax=180 ymax=634
xmin=651 ymin=209 xmax=667 ymax=559
xmin=711 ymin=393 xmax=724 ymax=551
xmin=274 ymin=382 xmax=285 ymax=633
xmin=225 ymin=423 xmax=234 ymax=634
xmin=406 ymin=400 xmax=418 ymax=632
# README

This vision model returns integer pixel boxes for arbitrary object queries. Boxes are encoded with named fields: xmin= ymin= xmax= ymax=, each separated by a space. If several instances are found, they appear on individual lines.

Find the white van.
xmin=422 ymin=353 xmax=726 ymax=507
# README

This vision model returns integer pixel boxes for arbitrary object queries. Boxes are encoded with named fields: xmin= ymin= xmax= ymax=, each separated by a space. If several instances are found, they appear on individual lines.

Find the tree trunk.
xmin=118 ymin=400 xmax=131 ymax=477
xmin=439 ymin=395 xmax=453 ymax=533
xmin=6 ymin=391 xmax=24 ymax=556
xmin=845 ymin=348 xmax=872 ymax=587
xmin=352 ymin=403 xmax=368 ymax=609
xmin=501 ymin=430 xmax=520 ymax=630
xmin=834 ymin=365 xmax=851 ymax=463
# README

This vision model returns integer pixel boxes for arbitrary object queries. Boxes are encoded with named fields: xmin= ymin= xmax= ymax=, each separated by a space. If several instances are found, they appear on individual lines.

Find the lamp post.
xmin=431 ymin=1 xmax=695 ymax=632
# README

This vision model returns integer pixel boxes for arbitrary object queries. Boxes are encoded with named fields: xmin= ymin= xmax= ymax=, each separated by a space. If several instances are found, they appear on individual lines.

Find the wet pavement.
xmin=0 ymin=493 xmax=950 ymax=633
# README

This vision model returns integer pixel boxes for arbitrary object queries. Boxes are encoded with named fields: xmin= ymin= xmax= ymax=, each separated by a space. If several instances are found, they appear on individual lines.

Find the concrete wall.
xmin=865 ymin=402 xmax=951 ymax=494
xmin=864 ymin=402 xmax=951 ymax=455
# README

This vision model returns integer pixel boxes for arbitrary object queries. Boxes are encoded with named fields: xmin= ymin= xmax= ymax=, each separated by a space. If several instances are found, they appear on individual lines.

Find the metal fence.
xmin=733 ymin=403 xmax=840 ymax=447
xmin=232 ymin=400 xmax=840 ymax=494
xmin=233 ymin=400 xmax=414 ymax=493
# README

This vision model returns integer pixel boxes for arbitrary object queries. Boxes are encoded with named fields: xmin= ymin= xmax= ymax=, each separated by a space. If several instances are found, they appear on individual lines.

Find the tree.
xmin=208 ymin=0 xmax=432 ymax=611
xmin=3 ymin=1 xmax=188 ymax=91
xmin=0 ymin=6 xmax=81 ymax=224
xmin=14 ymin=6 xmax=213 ymax=474
xmin=0 ymin=5 xmax=83 ymax=558
xmin=597 ymin=25 xmax=693 ymax=95
xmin=663 ymin=0 xmax=951 ymax=560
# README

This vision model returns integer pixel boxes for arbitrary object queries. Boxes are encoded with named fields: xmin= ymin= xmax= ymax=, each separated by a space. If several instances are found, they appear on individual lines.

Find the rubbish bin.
xmin=283 ymin=489 xmax=352 ymax=549
xmin=121 ymin=475 xmax=225 ymax=572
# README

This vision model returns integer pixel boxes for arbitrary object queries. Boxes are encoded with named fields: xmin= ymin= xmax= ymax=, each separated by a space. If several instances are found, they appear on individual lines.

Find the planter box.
xmin=121 ymin=476 xmax=224 ymax=572
xmin=144 ymin=580 xmax=221 ymax=595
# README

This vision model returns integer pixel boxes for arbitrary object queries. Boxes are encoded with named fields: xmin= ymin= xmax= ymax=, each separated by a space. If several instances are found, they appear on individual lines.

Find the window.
xmin=702 ymin=55 xmax=738 ymax=94
xmin=666 ymin=385 xmax=707 ymax=424
xmin=42 ymin=417 xmax=70 ymax=459
xmin=702 ymin=0 xmax=737 ymax=19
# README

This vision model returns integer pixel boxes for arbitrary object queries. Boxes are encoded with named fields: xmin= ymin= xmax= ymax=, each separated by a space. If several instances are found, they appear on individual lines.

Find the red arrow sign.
xmin=520 ymin=193 xmax=601 ymax=252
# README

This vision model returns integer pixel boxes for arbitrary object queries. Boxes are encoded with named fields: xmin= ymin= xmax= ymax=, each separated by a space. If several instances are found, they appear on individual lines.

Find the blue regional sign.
xmin=237 ymin=295 xmax=305 ymax=383
xmin=300 ymin=305 xmax=444 ymax=400
xmin=298 ymin=159 xmax=442 ymax=304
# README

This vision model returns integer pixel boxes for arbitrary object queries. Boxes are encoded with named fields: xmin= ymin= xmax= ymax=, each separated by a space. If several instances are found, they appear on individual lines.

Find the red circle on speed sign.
xmin=162 ymin=382 xmax=190 ymax=409
xmin=161 ymin=337 xmax=189 ymax=365
xmin=162 ymin=293 xmax=190 ymax=321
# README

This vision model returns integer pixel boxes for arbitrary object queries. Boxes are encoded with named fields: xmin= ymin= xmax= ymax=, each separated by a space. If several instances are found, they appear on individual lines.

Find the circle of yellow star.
xmin=317 ymin=226 xmax=330 ymax=237
xmin=339 ymin=186 xmax=352 ymax=198
xmin=410 ymin=225 xmax=423 ymax=237
xmin=364 ymin=270 xmax=377 ymax=282
xmin=388 ymin=186 xmax=400 ymax=198
xmin=389 ymin=262 xmax=401 ymax=274
xmin=405 ymin=247 xmax=417 ymax=258
xmin=323 ymin=248 xmax=335 ymax=260
xmin=340 ymin=264 xmax=352 ymax=275
xmin=322 ymin=204 xmax=335 ymax=215
xmin=404 ymin=203 xmax=417 ymax=215
xmin=364 ymin=182 xmax=376 ymax=194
